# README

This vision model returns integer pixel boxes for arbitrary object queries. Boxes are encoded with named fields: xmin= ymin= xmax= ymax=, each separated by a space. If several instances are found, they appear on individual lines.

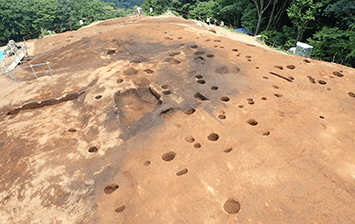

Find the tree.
xmin=324 ymin=0 xmax=355 ymax=30
xmin=286 ymin=0 xmax=323 ymax=44
xmin=0 ymin=0 xmax=15 ymax=40
xmin=241 ymin=3 xmax=257 ymax=33
xmin=269 ymin=0 xmax=290 ymax=31
xmin=69 ymin=0 xmax=116 ymax=28
xmin=189 ymin=0 xmax=218 ymax=20
xmin=216 ymin=0 xmax=249 ymax=27
xmin=308 ymin=27 xmax=355 ymax=67
xmin=260 ymin=25 xmax=297 ymax=47
xmin=252 ymin=0 xmax=273 ymax=35
xmin=170 ymin=0 xmax=197 ymax=12
xmin=55 ymin=0 xmax=75 ymax=25
xmin=141 ymin=0 xmax=171 ymax=15
xmin=265 ymin=0 xmax=278 ymax=31
xmin=109 ymin=0 xmax=144 ymax=9
xmin=32 ymin=0 xmax=59 ymax=30
xmin=2 ymin=0 xmax=37 ymax=39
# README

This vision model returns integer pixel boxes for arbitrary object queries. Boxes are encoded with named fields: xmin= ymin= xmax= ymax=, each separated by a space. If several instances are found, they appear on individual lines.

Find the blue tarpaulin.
xmin=235 ymin=28 xmax=251 ymax=34
xmin=0 ymin=50 xmax=4 ymax=62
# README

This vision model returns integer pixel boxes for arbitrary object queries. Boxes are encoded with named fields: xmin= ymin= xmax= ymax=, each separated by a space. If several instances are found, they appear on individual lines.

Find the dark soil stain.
xmin=194 ymin=92 xmax=209 ymax=101
xmin=114 ymin=86 xmax=162 ymax=126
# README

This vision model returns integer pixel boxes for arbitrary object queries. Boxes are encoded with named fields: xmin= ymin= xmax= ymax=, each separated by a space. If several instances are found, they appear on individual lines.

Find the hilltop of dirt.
xmin=1 ymin=15 xmax=355 ymax=224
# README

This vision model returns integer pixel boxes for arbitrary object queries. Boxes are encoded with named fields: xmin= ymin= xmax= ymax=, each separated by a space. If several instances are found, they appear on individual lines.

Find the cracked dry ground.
xmin=1 ymin=16 xmax=355 ymax=223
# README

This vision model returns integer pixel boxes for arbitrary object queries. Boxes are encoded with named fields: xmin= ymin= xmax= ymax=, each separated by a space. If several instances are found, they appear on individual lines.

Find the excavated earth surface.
xmin=1 ymin=15 xmax=355 ymax=223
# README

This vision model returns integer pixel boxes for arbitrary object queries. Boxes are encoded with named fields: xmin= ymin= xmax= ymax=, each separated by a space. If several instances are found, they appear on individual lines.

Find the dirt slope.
xmin=1 ymin=15 xmax=355 ymax=224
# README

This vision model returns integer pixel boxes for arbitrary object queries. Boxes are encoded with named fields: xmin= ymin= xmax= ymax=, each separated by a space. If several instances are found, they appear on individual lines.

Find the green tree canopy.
xmin=286 ymin=0 xmax=323 ymax=44
xmin=101 ymin=0 xmax=144 ymax=9
xmin=324 ymin=0 xmax=355 ymax=30
xmin=0 ymin=0 xmax=133 ymax=43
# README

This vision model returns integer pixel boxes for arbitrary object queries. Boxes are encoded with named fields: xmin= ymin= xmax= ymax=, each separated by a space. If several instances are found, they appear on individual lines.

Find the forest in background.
xmin=0 ymin=0 xmax=354 ymax=67
xmin=142 ymin=0 xmax=355 ymax=67
xmin=0 ymin=0 xmax=139 ymax=44
xmin=101 ymin=0 xmax=144 ymax=9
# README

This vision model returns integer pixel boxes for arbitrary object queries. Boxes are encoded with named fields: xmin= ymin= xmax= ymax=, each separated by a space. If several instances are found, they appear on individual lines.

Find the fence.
xmin=1 ymin=60 xmax=54 ymax=83
xmin=0 ymin=67 xmax=16 ymax=82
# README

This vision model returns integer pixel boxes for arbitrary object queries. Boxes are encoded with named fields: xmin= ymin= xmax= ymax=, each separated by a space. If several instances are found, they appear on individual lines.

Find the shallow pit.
xmin=220 ymin=97 xmax=230 ymax=102
xmin=88 ymin=146 xmax=98 ymax=153
xmin=194 ymin=143 xmax=201 ymax=148
xmin=207 ymin=133 xmax=219 ymax=141
xmin=104 ymin=184 xmax=119 ymax=194
xmin=114 ymin=205 xmax=125 ymax=213
xmin=185 ymin=136 xmax=195 ymax=143
xmin=247 ymin=119 xmax=258 ymax=126
xmin=162 ymin=151 xmax=176 ymax=162
xmin=176 ymin=168 xmax=188 ymax=176
xmin=223 ymin=199 xmax=240 ymax=214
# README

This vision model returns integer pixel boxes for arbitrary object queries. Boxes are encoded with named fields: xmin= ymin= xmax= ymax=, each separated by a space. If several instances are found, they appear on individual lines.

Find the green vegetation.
xmin=142 ymin=0 xmax=355 ymax=67
xmin=0 ymin=0 xmax=136 ymax=44
xmin=101 ymin=0 xmax=144 ymax=9
xmin=39 ymin=28 xmax=56 ymax=39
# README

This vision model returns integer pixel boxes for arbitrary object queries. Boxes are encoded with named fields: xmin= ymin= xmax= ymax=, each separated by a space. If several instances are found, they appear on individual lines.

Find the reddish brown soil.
xmin=1 ymin=15 xmax=355 ymax=223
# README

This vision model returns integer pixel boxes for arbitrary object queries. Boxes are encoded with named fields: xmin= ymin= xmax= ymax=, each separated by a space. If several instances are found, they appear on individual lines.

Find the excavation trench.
xmin=7 ymin=90 xmax=85 ymax=115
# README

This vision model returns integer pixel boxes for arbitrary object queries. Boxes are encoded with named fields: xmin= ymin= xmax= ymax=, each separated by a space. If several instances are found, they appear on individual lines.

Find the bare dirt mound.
xmin=1 ymin=15 xmax=355 ymax=223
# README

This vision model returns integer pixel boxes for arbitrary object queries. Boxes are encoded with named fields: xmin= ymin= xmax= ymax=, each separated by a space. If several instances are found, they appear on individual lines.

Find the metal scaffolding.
xmin=0 ymin=40 xmax=54 ymax=83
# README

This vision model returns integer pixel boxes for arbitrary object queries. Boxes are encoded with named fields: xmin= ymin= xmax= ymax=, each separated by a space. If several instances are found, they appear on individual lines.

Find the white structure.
xmin=2 ymin=40 xmax=27 ymax=70
xmin=150 ymin=7 xmax=153 ymax=13
xmin=165 ymin=10 xmax=173 ymax=15
xmin=137 ymin=7 xmax=142 ymax=15
xmin=295 ymin=42 xmax=313 ymax=58
xmin=289 ymin=47 xmax=296 ymax=54
xmin=0 ymin=40 xmax=28 ymax=82
xmin=0 ymin=40 xmax=54 ymax=82
xmin=79 ymin=20 xmax=84 ymax=25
